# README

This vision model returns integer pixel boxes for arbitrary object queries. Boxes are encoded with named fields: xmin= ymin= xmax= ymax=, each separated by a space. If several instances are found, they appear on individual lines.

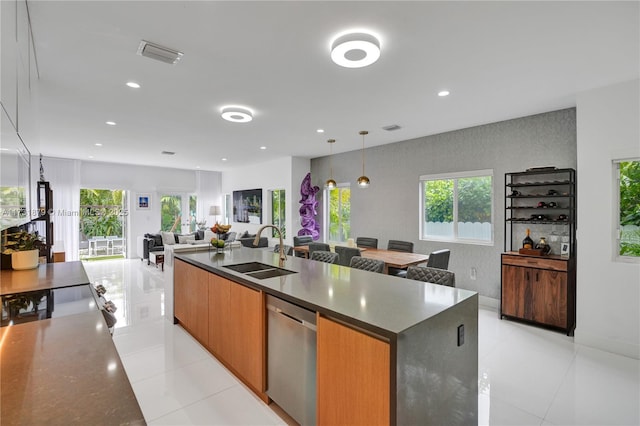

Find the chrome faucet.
xmin=254 ymin=225 xmax=286 ymax=267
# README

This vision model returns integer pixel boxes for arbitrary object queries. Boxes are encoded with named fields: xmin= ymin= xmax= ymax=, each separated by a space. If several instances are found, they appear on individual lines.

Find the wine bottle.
xmin=522 ymin=228 xmax=534 ymax=249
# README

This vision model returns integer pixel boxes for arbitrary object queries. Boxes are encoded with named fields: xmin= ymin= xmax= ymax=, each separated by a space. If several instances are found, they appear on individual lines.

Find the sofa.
xmin=141 ymin=230 xmax=242 ymax=266
xmin=235 ymin=231 xmax=268 ymax=248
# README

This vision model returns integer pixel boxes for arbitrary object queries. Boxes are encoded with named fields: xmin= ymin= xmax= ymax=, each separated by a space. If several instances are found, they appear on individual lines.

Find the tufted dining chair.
xmin=406 ymin=266 xmax=455 ymax=287
xmin=310 ymin=250 xmax=339 ymax=264
xmin=349 ymin=256 xmax=385 ymax=273
xmin=293 ymin=235 xmax=313 ymax=257
xmin=308 ymin=242 xmax=330 ymax=256
xmin=426 ymin=249 xmax=451 ymax=270
xmin=356 ymin=237 xmax=378 ymax=249
xmin=334 ymin=246 xmax=361 ymax=267
xmin=387 ymin=239 xmax=414 ymax=277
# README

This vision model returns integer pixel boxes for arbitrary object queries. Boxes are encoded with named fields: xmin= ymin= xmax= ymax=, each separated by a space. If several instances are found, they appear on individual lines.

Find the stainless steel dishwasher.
xmin=266 ymin=295 xmax=317 ymax=425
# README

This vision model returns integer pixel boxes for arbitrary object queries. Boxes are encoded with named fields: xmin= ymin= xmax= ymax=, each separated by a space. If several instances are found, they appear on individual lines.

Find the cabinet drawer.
xmin=502 ymin=255 xmax=568 ymax=272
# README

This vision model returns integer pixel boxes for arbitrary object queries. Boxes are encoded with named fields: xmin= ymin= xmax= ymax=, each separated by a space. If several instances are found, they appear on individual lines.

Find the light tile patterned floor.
xmin=83 ymin=259 xmax=640 ymax=425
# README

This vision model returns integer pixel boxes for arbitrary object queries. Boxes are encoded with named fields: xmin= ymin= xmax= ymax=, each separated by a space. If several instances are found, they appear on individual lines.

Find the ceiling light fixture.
xmin=221 ymin=105 xmax=253 ymax=123
xmin=260 ymin=146 xmax=267 ymax=150
xmin=330 ymin=30 xmax=381 ymax=68
xmin=357 ymin=130 xmax=370 ymax=188
xmin=105 ymin=121 xmax=116 ymax=126
xmin=438 ymin=90 xmax=450 ymax=97
xmin=325 ymin=139 xmax=336 ymax=189
xmin=317 ymin=129 xmax=325 ymax=133
xmin=95 ymin=143 xmax=103 ymax=147
xmin=126 ymin=82 xmax=141 ymax=89
xmin=221 ymin=158 xmax=228 ymax=162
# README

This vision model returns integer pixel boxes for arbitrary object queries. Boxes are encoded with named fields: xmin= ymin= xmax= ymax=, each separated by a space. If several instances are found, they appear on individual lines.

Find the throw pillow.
xmin=177 ymin=235 xmax=190 ymax=244
xmin=241 ymin=230 xmax=249 ymax=238
xmin=161 ymin=231 xmax=175 ymax=246
xmin=196 ymin=230 xmax=204 ymax=240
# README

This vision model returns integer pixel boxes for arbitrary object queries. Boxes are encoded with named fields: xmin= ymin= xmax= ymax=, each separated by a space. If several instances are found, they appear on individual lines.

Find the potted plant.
xmin=1 ymin=230 xmax=43 ymax=270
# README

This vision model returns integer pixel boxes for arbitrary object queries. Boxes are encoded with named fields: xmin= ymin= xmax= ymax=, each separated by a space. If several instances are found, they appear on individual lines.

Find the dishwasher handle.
xmin=267 ymin=304 xmax=317 ymax=331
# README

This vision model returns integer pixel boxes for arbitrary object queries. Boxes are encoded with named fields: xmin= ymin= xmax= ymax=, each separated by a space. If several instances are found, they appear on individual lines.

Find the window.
xmin=271 ymin=189 xmax=286 ymax=238
xmin=420 ymin=170 xmax=493 ymax=244
xmin=616 ymin=159 xmax=640 ymax=259
xmin=325 ymin=185 xmax=350 ymax=243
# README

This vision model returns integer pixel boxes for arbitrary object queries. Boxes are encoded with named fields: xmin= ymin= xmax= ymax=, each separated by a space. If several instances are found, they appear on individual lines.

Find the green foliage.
xmin=424 ymin=177 xmax=492 ymax=223
xmin=458 ymin=176 xmax=492 ymax=222
xmin=424 ymin=180 xmax=453 ymax=222
xmin=2 ymin=230 xmax=42 ymax=253
xmin=272 ymin=190 xmax=286 ymax=238
xmin=161 ymin=195 xmax=182 ymax=233
xmin=328 ymin=187 xmax=350 ymax=242
xmin=619 ymin=161 xmax=640 ymax=226
xmin=620 ymin=242 xmax=640 ymax=256
xmin=79 ymin=189 xmax=124 ymax=238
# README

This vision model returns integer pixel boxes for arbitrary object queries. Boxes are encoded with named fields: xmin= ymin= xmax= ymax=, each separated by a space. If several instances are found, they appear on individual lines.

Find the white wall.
xmin=575 ymin=79 xmax=640 ymax=359
xmin=221 ymin=156 xmax=310 ymax=245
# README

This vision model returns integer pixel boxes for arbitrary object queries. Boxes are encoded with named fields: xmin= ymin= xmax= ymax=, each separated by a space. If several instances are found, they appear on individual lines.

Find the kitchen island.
xmin=175 ymin=248 xmax=478 ymax=425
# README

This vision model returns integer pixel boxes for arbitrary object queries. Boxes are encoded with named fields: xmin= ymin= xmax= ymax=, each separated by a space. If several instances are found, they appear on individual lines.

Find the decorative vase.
xmin=11 ymin=250 xmax=40 ymax=270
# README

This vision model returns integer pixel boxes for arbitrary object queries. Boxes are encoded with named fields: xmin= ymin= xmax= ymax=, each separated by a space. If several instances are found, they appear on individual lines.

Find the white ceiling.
xmin=27 ymin=1 xmax=639 ymax=171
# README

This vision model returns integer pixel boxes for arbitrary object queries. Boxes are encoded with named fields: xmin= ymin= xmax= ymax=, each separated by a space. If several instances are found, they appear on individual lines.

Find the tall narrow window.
xmin=326 ymin=185 xmax=351 ymax=243
xmin=420 ymin=170 xmax=493 ymax=244
xmin=271 ymin=189 xmax=286 ymax=238
xmin=161 ymin=195 xmax=182 ymax=233
xmin=617 ymin=159 xmax=640 ymax=259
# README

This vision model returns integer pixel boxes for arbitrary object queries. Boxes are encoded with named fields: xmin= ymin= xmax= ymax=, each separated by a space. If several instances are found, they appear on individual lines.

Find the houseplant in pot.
xmin=2 ymin=230 xmax=43 ymax=270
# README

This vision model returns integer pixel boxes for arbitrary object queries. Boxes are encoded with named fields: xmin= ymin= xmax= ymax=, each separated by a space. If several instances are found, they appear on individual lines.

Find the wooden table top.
xmin=360 ymin=248 xmax=430 ymax=269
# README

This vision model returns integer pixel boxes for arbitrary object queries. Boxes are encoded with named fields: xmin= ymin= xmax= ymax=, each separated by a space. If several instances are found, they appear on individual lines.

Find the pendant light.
xmin=325 ymin=139 xmax=337 ymax=189
xmin=357 ymin=130 xmax=370 ymax=188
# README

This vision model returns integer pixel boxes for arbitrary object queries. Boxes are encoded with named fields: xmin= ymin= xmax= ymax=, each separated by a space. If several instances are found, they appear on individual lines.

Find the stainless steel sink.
xmin=223 ymin=262 xmax=297 ymax=280
xmin=223 ymin=262 xmax=274 ymax=273
xmin=245 ymin=268 xmax=296 ymax=280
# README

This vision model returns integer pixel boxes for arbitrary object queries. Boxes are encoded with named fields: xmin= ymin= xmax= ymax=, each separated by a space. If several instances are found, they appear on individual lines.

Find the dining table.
xmin=292 ymin=245 xmax=429 ymax=274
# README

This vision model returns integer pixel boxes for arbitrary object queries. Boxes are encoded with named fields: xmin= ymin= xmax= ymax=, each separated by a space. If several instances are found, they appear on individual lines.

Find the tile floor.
xmin=83 ymin=259 xmax=640 ymax=426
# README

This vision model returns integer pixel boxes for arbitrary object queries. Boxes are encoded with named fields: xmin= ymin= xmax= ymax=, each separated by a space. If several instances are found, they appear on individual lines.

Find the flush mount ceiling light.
xmin=126 ymin=82 xmax=141 ymax=89
xmin=221 ymin=106 xmax=253 ymax=123
xmin=105 ymin=121 xmax=116 ymax=126
xmin=330 ymin=30 xmax=381 ymax=68
xmin=438 ymin=90 xmax=450 ymax=97
xmin=137 ymin=40 xmax=183 ymax=64
xmin=357 ymin=130 xmax=370 ymax=188
xmin=325 ymin=139 xmax=337 ymax=189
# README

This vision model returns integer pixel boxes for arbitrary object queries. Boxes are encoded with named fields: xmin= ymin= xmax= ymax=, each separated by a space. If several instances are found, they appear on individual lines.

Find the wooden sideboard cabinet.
xmin=501 ymin=253 xmax=575 ymax=335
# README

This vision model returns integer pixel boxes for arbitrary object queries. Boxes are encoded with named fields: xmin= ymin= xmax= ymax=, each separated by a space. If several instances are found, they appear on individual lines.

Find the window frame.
xmin=614 ymin=158 xmax=640 ymax=263
xmin=419 ymin=169 xmax=494 ymax=245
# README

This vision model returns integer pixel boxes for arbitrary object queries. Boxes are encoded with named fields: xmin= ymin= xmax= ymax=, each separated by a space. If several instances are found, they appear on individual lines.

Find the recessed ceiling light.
xmin=95 ymin=143 xmax=103 ymax=147
xmin=126 ymin=82 xmax=140 ymax=89
xmin=438 ymin=90 xmax=450 ymax=97
xmin=88 ymin=155 xmax=94 ymax=159
xmin=330 ymin=30 xmax=381 ymax=68
xmin=221 ymin=105 xmax=253 ymax=123
xmin=317 ymin=129 xmax=325 ymax=133
xmin=221 ymin=157 xmax=228 ymax=161
xmin=260 ymin=146 xmax=267 ymax=150
xmin=106 ymin=121 xmax=116 ymax=126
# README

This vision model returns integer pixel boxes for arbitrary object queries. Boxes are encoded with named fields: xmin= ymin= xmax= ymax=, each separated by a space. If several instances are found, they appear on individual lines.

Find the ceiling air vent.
xmin=382 ymin=124 xmax=402 ymax=131
xmin=137 ymin=40 xmax=183 ymax=64
xmin=161 ymin=151 xmax=175 ymax=155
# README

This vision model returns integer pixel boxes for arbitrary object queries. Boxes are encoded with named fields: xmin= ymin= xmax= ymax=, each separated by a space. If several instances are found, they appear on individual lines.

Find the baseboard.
xmin=575 ymin=330 xmax=640 ymax=360
xmin=478 ymin=296 xmax=499 ymax=310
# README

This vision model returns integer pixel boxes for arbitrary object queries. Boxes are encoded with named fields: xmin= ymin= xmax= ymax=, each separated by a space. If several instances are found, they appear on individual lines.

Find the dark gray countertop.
xmin=176 ymin=248 xmax=477 ymax=336
xmin=0 ymin=310 xmax=145 ymax=425
xmin=0 ymin=261 xmax=90 ymax=296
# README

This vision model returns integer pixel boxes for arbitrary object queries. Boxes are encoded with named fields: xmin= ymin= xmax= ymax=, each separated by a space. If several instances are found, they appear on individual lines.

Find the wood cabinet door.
xmin=174 ymin=259 xmax=209 ymax=345
xmin=317 ymin=316 xmax=390 ymax=426
xmin=532 ymin=269 xmax=568 ymax=328
xmin=208 ymin=274 xmax=230 ymax=360
xmin=229 ymin=282 xmax=264 ymax=392
xmin=501 ymin=264 xmax=533 ymax=320
xmin=174 ymin=259 xmax=189 ymax=323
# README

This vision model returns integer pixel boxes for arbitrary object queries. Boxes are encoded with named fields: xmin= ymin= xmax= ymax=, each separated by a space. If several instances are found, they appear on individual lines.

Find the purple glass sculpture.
xmin=298 ymin=172 xmax=320 ymax=240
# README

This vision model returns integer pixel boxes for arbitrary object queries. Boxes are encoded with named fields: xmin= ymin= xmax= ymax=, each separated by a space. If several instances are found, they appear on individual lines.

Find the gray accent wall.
xmin=310 ymin=108 xmax=576 ymax=299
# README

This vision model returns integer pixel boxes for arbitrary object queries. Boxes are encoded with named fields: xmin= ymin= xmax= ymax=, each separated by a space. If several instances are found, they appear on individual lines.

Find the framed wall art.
xmin=136 ymin=193 xmax=151 ymax=210
xmin=233 ymin=188 xmax=262 ymax=224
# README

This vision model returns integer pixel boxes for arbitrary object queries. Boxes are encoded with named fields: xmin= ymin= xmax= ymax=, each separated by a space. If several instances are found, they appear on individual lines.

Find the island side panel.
xmin=396 ymin=293 xmax=478 ymax=425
